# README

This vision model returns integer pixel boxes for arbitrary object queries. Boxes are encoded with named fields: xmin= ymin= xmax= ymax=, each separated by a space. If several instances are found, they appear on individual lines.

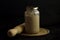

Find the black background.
xmin=0 ymin=0 xmax=60 ymax=40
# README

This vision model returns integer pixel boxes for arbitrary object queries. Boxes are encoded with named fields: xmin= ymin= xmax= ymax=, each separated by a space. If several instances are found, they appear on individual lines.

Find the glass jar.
xmin=25 ymin=6 xmax=40 ymax=34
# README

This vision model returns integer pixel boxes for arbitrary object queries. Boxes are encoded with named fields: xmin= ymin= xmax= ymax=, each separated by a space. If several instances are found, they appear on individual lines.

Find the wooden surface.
xmin=1 ymin=25 xmax=60 ymax=40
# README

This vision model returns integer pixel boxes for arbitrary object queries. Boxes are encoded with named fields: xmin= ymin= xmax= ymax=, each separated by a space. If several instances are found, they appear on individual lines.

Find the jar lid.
xmin=33 ymin=7 xmax=38 ymax=10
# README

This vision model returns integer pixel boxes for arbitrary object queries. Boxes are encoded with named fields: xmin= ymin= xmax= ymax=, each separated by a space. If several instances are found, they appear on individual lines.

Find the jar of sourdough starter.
xmin=25 ymin=6 xmax=40 ymax=34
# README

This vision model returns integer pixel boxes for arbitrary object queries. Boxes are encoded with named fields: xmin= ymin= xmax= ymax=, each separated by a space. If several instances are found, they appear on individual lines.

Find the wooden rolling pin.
xmin=7 ymin=23 xmax=25 ymax=37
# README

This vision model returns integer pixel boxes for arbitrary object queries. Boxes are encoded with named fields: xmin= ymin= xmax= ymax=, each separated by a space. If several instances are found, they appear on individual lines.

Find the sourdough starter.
xmin=25 ymin=7 xmax=40 ymax=34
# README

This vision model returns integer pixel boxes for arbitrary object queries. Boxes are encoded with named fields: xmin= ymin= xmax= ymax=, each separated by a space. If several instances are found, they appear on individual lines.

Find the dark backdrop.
xmin=0 ymin=0 xmax=60 ymax=40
